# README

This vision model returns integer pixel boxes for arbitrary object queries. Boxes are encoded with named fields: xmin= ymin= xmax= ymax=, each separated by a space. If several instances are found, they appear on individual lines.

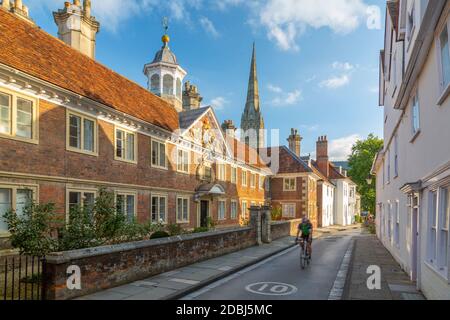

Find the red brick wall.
xmin=0 ymin=99 xmax=265 ymax=229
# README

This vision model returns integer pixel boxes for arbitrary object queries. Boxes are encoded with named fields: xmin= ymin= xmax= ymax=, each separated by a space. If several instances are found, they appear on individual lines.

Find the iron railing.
xmin=0 ymin=255 xmax=46 ymax=300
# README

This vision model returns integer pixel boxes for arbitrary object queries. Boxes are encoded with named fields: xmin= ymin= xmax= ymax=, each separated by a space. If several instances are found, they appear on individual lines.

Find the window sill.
xmin=0 ymin=232 xmax=11 ymax=238
xmin=0 ymin=133 xmax=38 ymax=145
xmin=114 ymin=157 xmax=137 ymax=165
xmin=424 ymin=261 xmax=448 ymax=282
xmin=409 ymin=130 xmax=421 ymax=143
xmin=176 ymin=170 xmax=190 ymax=175
xmin=176 ymin=220 xmax=190 ymax=224
xmin=151 ymin=164 xmax=168 ymax=171
xmin=67 ymin=147 xmax=98 ymax=157
xmin=437 ymin=83 xmax=450 ymax=105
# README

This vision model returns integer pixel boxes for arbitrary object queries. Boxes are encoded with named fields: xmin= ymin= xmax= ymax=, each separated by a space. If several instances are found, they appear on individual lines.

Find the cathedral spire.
xmin=245 ymin=42 xmax=260 ymax=112
xmin=240 ymin=43 xmax=265 ymax=150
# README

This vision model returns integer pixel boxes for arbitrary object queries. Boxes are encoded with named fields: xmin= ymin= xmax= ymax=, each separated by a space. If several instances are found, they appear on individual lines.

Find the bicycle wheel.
xmin=300 ymin=248 xmax=306 ymax=269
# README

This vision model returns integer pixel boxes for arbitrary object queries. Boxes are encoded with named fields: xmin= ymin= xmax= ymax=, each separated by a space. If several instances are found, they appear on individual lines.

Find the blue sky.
xmin=25 ymin=0 xmax=385 ymax=160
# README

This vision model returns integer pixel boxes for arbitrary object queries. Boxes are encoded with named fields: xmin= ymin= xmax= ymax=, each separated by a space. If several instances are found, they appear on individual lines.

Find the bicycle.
xmin=296 ymin=237 xmax=311 ymax=269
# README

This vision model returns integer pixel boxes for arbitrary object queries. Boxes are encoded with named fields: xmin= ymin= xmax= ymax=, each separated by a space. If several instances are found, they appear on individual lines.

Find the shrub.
xmin=206 ymin=217 xmax=217 ymax=230
xmin=271 ymin=207 xmax=282 ymax=221
xmin=167 ymin=223 xmax=185 ymax=236
xmin=3 ymin=202 xmax=59 ymax=256
xmin=58 ymin=205 xmax=101 ymax=251
xmin=192 ymin=227 xmax=209 ymax=234
xmin=150 ymin=231 xmax=170 ymax=239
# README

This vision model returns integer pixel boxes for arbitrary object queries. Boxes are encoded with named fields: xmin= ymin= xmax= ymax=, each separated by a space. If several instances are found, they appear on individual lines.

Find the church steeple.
xmin=241 ymin=43 xmax=265 ymax=150
xmin=245 ymin=42 xmax=260 ymax=112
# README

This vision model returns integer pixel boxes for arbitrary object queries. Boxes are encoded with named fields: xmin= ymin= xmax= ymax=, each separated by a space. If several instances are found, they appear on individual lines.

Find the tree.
xmin=347 ymin=133 xmax=383 ymax=215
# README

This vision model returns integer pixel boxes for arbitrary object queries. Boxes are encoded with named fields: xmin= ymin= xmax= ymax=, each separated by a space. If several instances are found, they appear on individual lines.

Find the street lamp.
xmin=366 ymin=174 xmax=373 ymax=185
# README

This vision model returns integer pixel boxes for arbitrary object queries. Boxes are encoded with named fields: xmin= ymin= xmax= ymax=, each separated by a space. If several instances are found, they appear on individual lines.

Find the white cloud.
xmin=267 ymin=84 xmax=283 ymax=93
xmin=332 ymin=61 xmax=355 ymax=71
xmin=329 ymin=134 xmax=361 ymax=161
xmin=199 ymin=17 xmax=220 ymax=38
xmin=258 ymin=0 xmax=372 ymax=51
xmin=271 ymin=89 xmax=302 ymax=106
xmin=369 ymin=86 xmax=379 ymax=93
xmin=300 ymin=124 xmax=319 ymax=132
xmin=210 ymin=97 xmax=228 ymax=110
xmin=319 ymin=74 xmax=350 ymax=89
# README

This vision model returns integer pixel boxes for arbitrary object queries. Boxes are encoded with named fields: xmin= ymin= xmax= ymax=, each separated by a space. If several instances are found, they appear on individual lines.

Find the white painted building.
xmin=319 ymin=181 xmax=335 ymax=227
xmin=333 ymin=177 xmax=357 ymax=226
xmin=373 ymin=0 xmax=450 ymax=299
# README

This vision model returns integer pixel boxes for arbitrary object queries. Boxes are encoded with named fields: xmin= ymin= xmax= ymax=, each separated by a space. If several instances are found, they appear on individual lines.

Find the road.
xmin=181 ymin=228 xmax=360 ymax=300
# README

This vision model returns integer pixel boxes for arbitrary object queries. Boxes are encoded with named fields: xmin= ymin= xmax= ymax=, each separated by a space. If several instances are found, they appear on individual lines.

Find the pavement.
xmin=77 ymin=224 xmax=360 ymax=300
xmin=342 ymin=230 xmax=425 ymax=300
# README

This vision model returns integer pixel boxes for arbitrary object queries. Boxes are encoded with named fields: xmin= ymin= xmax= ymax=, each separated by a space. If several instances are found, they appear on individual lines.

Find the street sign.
xmin=245 ymin=282 xmax=297 ymax=296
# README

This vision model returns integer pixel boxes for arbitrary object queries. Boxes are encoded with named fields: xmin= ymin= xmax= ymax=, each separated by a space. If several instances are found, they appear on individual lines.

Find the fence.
xmin=0 ymin=255 xmax=46 ymax=300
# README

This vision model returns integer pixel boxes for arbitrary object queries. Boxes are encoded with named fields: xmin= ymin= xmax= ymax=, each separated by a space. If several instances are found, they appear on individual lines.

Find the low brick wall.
xmin=270 ymin=219 xmax=301 ymax=240
xmin=44 ymin=227 xmax=256 ymax=300
xmin=0 ymin=236 xmax=11 ymax=251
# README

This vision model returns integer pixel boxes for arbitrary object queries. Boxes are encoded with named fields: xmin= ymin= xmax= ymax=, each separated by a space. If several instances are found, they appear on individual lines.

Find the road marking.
xmin=245 ymin=282 xmax=298 ymax=296
xmin=328 ymin=239 xmax=354 ymax=300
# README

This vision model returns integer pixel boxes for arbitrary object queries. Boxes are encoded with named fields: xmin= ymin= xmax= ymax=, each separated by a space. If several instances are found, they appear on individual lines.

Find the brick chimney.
xmin=182 ymin=81 xmax=203 ymax=111
xmin=287 ymin=128 xmax=302 ymax=158
xmin=53 ymin=0 xmax=100 ymax=59
xmin=221 ymin=120 xmax=236 ymax=138
xmin=316 ymin=135 xmax=329 ymax=178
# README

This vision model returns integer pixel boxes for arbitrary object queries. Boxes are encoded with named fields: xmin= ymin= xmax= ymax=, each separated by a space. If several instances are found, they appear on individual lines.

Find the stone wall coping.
xmin=45 ymin=226 xmax=253 ymax=264
xmin=270 ymin=219 xmax=301 ymax=226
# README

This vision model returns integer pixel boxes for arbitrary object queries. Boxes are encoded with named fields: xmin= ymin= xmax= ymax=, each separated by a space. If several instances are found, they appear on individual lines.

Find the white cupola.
xmin=143 ymin=29 xmax=187 ymax=112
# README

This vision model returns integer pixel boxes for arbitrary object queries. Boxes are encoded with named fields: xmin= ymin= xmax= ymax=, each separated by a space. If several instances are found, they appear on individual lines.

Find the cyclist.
xmin=296 ymin=217 xmax=313 ymax=259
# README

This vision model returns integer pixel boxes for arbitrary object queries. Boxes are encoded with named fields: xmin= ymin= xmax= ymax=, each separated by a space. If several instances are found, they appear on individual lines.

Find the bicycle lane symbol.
xmin=245 ymin=282 xmax=298 ymax=296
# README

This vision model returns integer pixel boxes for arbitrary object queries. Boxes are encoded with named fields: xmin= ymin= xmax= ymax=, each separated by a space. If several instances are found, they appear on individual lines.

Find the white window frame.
xmin=177 ymin=148 xmax=190 ymax=174
xmin=176 ymin=196 xmax=190 ymax=223
xmin=151 ymin=138 xmax=167 ymax=169
xmin=406 ymin=3 xmax=416 ymax=47
xmin=241 ymin=170 xmax=248 ymax=187
xmin=282 ymin=203 xmax=296 ymax=218
xmin=250 ymin=173 xmax=256 ymax=189
xmin=115 ymin=127 xmax=137 ymax=164
xmin=437 ymin=19 xmax=450 ymax=104
xmin=394 ymin=200 xmax=400 ymax=247
xmin=151 ymin=194 xmax=168 ymax=225
xmin=241 ymin=200 xmax=248 ymax=219
xmin=411 ymin=92 xmax=420 ymax=138
xmin=66 ymin=110 xmax=98 ymax=156
xmin=259 ymin=175 xmax=264 ymax=190
xmin=231 ymin=166 xmax=237 ymax=184
xmin=283 ymin=178 xmax=296 ymax=191
xmin=218 ymin=199 xmax=226 ymax=221
xmin=230 ymin=200 xmax=238 ymax=219
xmin=0 ymin=88 xmax=38 ymax=144
xmin=115 ymin=190 xmax=137 ymax=222
xmin=217 ymin=163 xmax=226 ymax=181
xmin=0 ymin=183 xmax=38 ymax=235
xmin=394 ymin=134 xmax=399 ymax=178
xmin=66 ymin=188 xmax=97 ymax=223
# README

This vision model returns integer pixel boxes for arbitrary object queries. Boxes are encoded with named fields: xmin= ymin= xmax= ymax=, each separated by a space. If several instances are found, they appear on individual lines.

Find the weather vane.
xmin=162 ymin=17 xmax=169 ymax=34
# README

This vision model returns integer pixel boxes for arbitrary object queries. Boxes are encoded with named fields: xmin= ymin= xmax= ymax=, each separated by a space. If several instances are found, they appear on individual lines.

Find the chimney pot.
xmin=14 ymin=0 xmax=22 ymax=9
xmin=22 ymin=4 xmax=28 ymax=16
xmin=84 ymin=0 xmax=91 ymax=18
xmin=74 ymin=0 xmax=80 ymax=6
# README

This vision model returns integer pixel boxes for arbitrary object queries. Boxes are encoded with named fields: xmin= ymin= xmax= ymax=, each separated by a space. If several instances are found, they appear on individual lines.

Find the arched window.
xmin=163 ymin=74 xmax=174 ymax=95
xmin=176 ymin=78 xmax=182 ymax=99
xmin=150 ymin=74 xmax=160 ymax=94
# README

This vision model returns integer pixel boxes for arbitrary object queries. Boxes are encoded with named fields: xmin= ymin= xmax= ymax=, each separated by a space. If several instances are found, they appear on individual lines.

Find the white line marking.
xmin=328 ymin=239 xmax=354 ymax=300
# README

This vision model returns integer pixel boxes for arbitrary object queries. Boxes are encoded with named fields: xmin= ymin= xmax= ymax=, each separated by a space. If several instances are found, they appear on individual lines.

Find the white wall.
xmin=321 ymin=183 xmax=335 ymax=227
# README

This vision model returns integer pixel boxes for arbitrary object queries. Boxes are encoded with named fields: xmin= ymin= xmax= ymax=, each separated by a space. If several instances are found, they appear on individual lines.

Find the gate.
xmin=0 ymin=255 xmax=46 ymax=300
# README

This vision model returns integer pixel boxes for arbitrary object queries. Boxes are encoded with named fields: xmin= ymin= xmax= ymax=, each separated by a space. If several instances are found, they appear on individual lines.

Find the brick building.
xmin=0 ymin=2 xmax=270 ymax=248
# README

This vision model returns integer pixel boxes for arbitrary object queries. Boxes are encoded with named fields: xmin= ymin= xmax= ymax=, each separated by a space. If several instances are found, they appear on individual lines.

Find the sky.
xmin=24 ymin=0 xmax=385 ymax=161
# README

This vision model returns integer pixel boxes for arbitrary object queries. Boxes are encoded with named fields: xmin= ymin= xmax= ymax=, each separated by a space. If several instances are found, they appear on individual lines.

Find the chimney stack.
xmin=287 ymin=128 xmax=302 ymax=158
xmin=5 ymin=0 xmax=34 ymax=24
xmin=182 ymin=81 xmax=203 ymax=111
xmin=2 ymin=0 xmax=10 ymax=9
xmin=222 ymin=120 xmax=236 ymax=139
xmin=53 ymin=0 xmax=100 ymax=59
xmin=316 ymin=135 xmax=329 ymax=178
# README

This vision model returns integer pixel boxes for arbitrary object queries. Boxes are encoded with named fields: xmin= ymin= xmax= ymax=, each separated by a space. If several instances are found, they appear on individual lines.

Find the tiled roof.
xmin=261 ymin=146 xmax=312 ymax=174
xmin=179 ymin=107 xmax=210 ymax=130
xmin=0 ymin=9 xmax=179 ymax=132
xmin=226 ymin=137 xmax=268 ymax=169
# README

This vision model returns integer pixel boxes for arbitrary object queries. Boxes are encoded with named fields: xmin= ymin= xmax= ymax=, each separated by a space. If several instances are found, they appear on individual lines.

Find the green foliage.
xmin=206 ymin=217 xmax=217 ymax=230
xmin=271 ymin=206 xmax=282 ymax=221
xmin=367 ymin=223 xmax=376 ymax=234
xmin=150 ymin=230 xmax=170 ymax=239
xmin=347 ymin=133 xmax=384 ymax=215
xmin=192 ymin=227 xmax=209 ymax=234
xmin=166 ymin=223 xmax=185 ymax=236
xmin=3 ymin=202 xmax=59 ymax=256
